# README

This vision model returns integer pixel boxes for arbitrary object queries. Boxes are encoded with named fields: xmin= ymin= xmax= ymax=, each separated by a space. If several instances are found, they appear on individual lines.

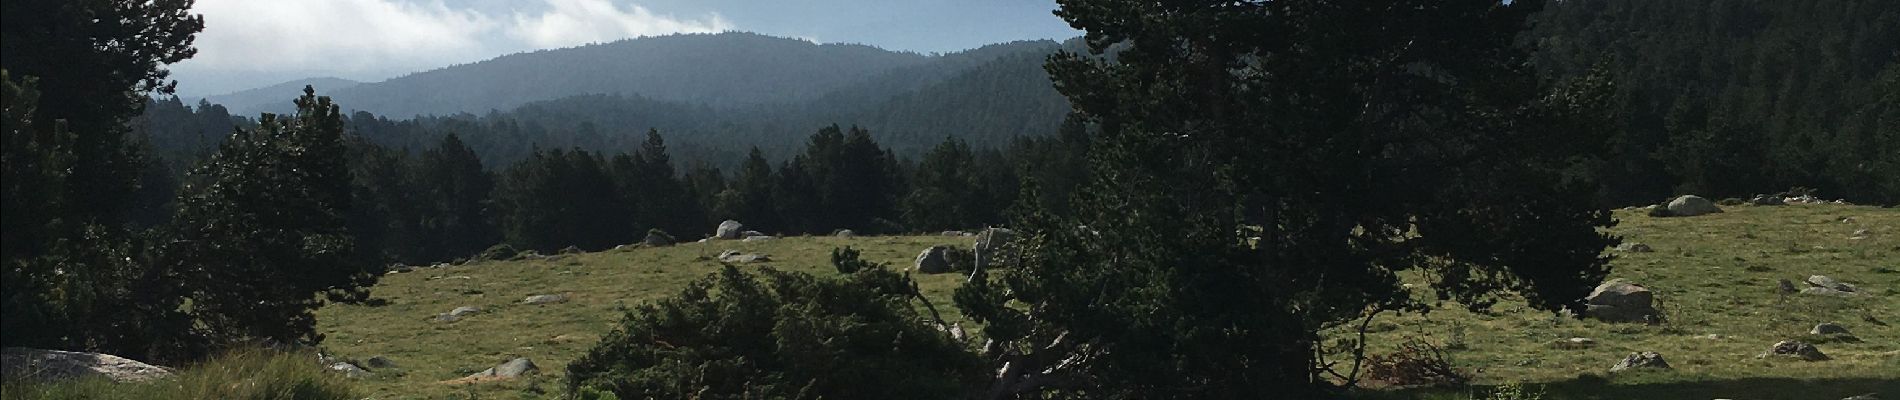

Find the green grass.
xmin=314 ymin=235 xmax=975 ymax=399
xmin=1 ymin=348 xmax=357 ymax=400
xmin=306 ymin=204 xmax=1898 ymax=399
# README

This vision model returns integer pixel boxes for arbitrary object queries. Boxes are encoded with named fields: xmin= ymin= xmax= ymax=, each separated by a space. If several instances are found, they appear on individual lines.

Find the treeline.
xmin=1532 ymin=0 xmax=1900 ymax=205
xmin=338 ymin=119 xmax=1090 ymax=266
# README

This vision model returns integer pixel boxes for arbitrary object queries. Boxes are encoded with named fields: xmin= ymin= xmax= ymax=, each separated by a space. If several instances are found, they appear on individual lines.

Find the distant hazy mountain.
xmin=172 ymin=33 xmax=1079 ymax=165
xmin=203 ymin=77 xmax=361 ymax=116
xmin=220 ymin=32 xmax=938 ymax=118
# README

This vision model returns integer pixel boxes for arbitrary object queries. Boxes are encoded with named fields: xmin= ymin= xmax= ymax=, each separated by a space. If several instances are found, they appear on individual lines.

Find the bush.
xmin=479 ymin=244 xmax=518 ymax=261
xmin=565 ymin=265 xmax=982 ymax=399
xmin=1476 ymin=382 xmax=1545 ymax=400
xmin=830 ymin=246 xmax=881 ymax=274
xmin=0 ymin=348 xmax=356 ymax=400
xmin=641 ymin=229 xmax=675 ymax=246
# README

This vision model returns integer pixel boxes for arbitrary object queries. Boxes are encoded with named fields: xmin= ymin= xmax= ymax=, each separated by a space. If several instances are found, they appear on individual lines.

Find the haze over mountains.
xmin=196 ymin=32 xmax=1075 ymax=160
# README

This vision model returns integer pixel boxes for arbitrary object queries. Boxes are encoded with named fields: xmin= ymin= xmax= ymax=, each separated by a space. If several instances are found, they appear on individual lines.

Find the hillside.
xmin=312 ymin=204 xmax=1899 ymax=399
xmin=199 ymin=77 xmax=361 ymax=116
xmin=216 ymin=33 xmax=937 ymax=118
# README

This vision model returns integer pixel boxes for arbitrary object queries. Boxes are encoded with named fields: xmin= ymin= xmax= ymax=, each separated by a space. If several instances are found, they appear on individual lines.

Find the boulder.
xmin=740 ymin=230 xmax=767 ymax=238
xmin=1608 ymin=352 xmax=1670 ymax=372
xmin=1841 ymin=394 xmax=1880 ymax=400
xmin=522 ymin=294 xmax=568 ymax=305
xmin=741 ymin=235 xmax=778 ymax=242
xmin=915 ymin=245 xmax=953 ymax=274
xmin=940 ymin=230 xmax=965 ymax=236
xmin=642 ymin=230 xmax=674 ymax=247
xmin=465 ymin=357 xmax=538 ymax=379
xmin=1750 ymin=194 xmax=1786 ymax=206
xmin=716 ymin=220 xmax=743 ymax=240
xmin=1807 ymin=275 xmax=1858 ymax=292
xmin=1811 ymin=322 xmax=1851 ymax=336
xmin=1665 ymin=195 xmax=1723 ymax=217
xmin=558 ymin=245 xmax=584 ymax=255
xmin=1614 ymin=242 xmax=1653 ymax=253
xmin=833 ymin=229 xmax=856 ymax=237
xmin=1759 ymin=340 xmax=1828 ymax=361
xmin=1584 ymin=280 xmax=1660 ymax=323
xmin=1 ymin=348 xmax=174 ymax=383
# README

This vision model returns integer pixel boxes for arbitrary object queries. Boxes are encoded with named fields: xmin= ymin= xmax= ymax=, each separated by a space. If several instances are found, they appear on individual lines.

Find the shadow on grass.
xmin=1354 ymin=376 xmax=1900 ymax=400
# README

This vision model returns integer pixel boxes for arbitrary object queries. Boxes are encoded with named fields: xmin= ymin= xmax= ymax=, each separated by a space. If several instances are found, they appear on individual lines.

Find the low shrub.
xmin=830 ymin=246 xmax=881 ymax=274
xmin=565 ymin=265 xmax=983 ymax=399
xmin=479 ymin=244 xmax=518 ymax=261
xmin=1364 ymin=338 xmax=1468 ymax=387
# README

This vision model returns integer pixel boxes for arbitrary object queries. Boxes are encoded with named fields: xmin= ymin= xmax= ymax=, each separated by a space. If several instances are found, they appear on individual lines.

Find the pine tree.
xmin=957 ymin=0 xmax=1619 ymax=396
xmin=412 ymin=133 xmax=498 ymax=261
xmin=904 ymin=137 xmax=981 ymax=231
xmin=165 ymin=86 xmax=377 ymax=345
xmin=2 ymin=0 xmax=203 ymax=226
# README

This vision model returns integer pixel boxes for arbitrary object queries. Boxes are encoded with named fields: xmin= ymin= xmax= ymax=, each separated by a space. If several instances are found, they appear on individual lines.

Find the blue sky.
xmin=168 ymin=0 xmax=1081 ymax=96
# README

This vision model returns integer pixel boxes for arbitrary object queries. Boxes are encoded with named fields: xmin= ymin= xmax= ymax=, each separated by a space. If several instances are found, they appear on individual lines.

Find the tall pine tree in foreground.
xmin=955 ymin=0 xmax=1619 ymax=397
xmin=165 ymin=87 xmax=379 ymax=345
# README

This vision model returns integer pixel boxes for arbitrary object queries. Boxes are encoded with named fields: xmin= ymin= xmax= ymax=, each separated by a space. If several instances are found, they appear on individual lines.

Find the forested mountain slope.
xmin=214 ymin=32 xmax=934 ymax=118
xmin=1532 ymin=0 xmax=1900 ymax=205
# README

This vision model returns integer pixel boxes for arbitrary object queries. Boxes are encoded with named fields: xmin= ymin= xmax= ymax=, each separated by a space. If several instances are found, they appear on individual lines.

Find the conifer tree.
xmin=165 ymin=87 xmax=377 ymax=345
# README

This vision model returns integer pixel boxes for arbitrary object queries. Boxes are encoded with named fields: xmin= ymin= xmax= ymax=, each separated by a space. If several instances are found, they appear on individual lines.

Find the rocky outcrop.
xmin=1 ymin=347 xmax=174 ymax=383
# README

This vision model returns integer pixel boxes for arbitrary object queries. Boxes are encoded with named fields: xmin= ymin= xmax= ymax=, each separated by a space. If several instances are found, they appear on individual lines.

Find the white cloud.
xmin=173 ymin=0 xmax=733 ymax=93
xmin=508 ymin=0 xmax=732 ymax=48
xmin=183 ymin=0 xmax=497 ymax=72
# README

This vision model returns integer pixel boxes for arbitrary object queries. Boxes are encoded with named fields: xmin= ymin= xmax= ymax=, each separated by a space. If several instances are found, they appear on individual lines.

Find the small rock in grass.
xmin=328 ymin=362 xmax=371 ymax=378
xmin=1806 ymin=275 xmax=1859 ymax=293
xmin=522 ymin=294 xmax=567 ymax=305
xmin=466 ymin=357 xmax=538 ymax=379
xmin=1609 ymin=352 xmax=1670 ymax=372
xmin=1811 ymin=322 xmax=1851 ymax=336
xmin=1614 ymin=242 xmax=1653 ymax=253
xmin=1664 ymin=195 xmax=1722 ymax=217
xmin=1551 ymin=337 xmax=1597 ymax=350
xmin=1758 ymin=340 xmax=1828 ymax=361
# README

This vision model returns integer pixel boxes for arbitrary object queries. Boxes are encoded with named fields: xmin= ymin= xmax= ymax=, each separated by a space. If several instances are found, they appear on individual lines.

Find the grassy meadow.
xmin=304 ymin=204 xmax=1898 ymax=399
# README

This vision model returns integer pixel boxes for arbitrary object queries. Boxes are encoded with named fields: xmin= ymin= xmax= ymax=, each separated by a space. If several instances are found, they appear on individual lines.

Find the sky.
xmin=168 ymin=0 xmax=1081 ymax=97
